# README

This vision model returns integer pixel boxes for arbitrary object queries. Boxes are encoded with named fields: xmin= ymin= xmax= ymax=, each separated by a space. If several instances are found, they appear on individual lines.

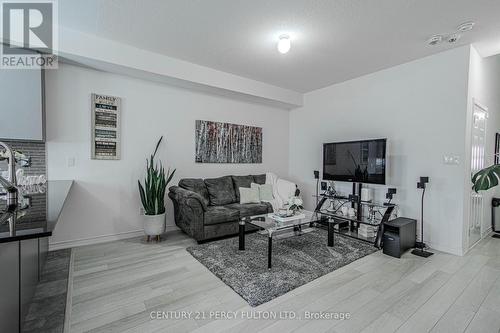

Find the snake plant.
xmin=138 ymin=136 xmax=175 ymax=215
xmin=472 ymin=164 xmax=500 ymax=192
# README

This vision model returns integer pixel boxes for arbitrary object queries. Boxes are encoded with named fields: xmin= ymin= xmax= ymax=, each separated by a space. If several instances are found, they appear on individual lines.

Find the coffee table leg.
xmin=328 ymin=222 xmax=334 ymax=247
xmin=268 ymin=233 xmax=272 ymax=269
xmin=239 ymin=220 xmax=245 ymax=251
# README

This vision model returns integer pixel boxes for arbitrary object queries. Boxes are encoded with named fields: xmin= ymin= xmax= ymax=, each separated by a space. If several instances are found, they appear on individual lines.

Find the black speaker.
xmin=417 ymin=177 xmax=429 ymax=189
xmin=386 ymin=188 xmax=397 ymax=199
xmin=321 ymin=181 xmax=327 ymax=191
xmin=412 ymin=176 xmax=433 ymax=258
xmin=383 ymin=232 xmax=401 ymax=258
xmin=314 ymin=170 xmax=320 ymax=179
xmin=383 ymin=218 xmax=416 ymax=258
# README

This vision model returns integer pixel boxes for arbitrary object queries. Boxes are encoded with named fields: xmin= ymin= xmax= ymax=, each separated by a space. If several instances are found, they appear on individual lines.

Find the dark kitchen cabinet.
xmin=0 ymin=237 xmax=49 ymax=332
xmin=20 ymin=238 xmax=39 ymax=331
xmin=0 ymin=241 xmax=20 ymax=333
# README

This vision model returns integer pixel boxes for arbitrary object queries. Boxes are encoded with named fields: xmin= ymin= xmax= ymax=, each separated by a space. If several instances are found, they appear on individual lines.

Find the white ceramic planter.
xmin=143 ymin=213 xmax=166 ymax=236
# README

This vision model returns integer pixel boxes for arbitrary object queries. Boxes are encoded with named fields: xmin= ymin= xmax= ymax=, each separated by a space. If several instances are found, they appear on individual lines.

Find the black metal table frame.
xmin=238 ymin=216 xmax=337 ymax=269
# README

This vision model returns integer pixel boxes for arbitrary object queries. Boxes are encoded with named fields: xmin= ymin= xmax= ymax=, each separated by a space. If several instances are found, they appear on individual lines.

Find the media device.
xmin=323 ymin=139 xmax=387 ymax=184
xmin=492 ymin=198 xmax=500 ymax=238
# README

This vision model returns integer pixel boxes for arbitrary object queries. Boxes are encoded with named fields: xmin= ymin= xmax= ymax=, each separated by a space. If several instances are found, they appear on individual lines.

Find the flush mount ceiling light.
xmin=277 ymin=34 xmax=291 ymax=54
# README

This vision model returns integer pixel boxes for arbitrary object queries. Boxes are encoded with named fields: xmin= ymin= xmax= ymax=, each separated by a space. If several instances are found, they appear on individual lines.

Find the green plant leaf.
xmin=153 ymin=136 xmax=163 ymax=158
xmin=138 ymin=136 xmax=174 ymax=215
xmin=472 ymin=164 xmax=500 ymax=192
xmin=138 ymin=180 xmax=146 ymax=210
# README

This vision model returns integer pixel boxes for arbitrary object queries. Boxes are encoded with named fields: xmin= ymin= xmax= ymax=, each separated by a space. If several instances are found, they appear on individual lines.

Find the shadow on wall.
xmin=51 ymin=181 xmax=144 ymax=243
xmin=388 ymin=154 xmax=408 ymax=206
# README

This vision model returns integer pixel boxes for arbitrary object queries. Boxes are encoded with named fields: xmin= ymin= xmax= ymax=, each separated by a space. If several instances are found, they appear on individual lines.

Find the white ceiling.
xmin=59 ymin=0 xmax=500 ymax=93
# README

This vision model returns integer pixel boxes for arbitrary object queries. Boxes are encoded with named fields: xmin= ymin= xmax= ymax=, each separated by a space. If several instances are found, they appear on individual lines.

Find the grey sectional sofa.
xmin=168 ymin=174 xmax=273 ymax=242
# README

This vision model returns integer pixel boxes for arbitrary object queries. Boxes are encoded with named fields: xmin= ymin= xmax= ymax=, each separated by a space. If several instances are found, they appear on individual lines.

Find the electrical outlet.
xmin=140 ymin=207 xmax=145 ymax=215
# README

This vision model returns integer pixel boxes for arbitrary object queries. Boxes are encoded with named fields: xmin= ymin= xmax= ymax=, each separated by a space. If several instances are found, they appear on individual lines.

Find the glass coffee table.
xmin=238 ymin=210 xmax=338 ymax=269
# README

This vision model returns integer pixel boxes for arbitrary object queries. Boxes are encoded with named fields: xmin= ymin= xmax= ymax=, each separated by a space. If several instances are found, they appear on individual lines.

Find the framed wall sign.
xmin=91 ymin=93 xmax=121 ymax=160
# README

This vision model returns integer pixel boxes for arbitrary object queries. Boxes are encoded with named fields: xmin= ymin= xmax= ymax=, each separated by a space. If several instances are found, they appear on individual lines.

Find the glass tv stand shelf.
xmin=313 ymin=194 xmax=398 ymax=245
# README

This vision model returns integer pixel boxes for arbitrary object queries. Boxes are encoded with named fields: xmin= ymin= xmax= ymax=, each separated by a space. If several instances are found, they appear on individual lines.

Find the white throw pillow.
xmin=239 ymin=187 xmax=260 ymax=204
xmin=251 ymin=183 xmax=274 ymax=201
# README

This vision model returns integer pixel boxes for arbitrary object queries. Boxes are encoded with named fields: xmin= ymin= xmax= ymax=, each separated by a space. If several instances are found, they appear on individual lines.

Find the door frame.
xmin=466 ymin=99 xmax=489 ymax=251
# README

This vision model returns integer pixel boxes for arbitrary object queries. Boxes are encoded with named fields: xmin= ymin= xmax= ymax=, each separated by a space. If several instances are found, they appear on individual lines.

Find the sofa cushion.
xmin=253 ymin=174 xmax=266 ymax=185
xmin=239 ymin=187 xmax=260 ymax=204
xmin=225 ymin=202 xmax=272 ymax=217
xmin=232 ymin=175 xmax=254 ymax=201
xmin=251 ymin=183 xmax=274 ymax=201
xmin=204 ymin=206 xmax=240 ymax=225
xmin=178 ymin=178 xmax=210 ymax=206
xmin=204 ymin=176 xmax=237 ymax=205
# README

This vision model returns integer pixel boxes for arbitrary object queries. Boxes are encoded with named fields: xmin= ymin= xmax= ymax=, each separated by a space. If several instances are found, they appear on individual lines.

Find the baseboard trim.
xmin=425 ymin=241 xmax=463 ymax=256
xmin=462 ymin=229 xmax=495 ymax=255
xmin=49 ymin=229 xmax=145 ymax=250
xmin=482 ymin=227 xmax=493 ymax=238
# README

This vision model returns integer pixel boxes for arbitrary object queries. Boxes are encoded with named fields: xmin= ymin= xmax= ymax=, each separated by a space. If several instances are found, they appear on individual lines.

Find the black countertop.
xmin=0 ymin=180 xmax=73 ymax=243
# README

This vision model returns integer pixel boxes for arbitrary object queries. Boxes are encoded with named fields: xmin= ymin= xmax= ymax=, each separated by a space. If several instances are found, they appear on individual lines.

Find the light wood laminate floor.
xmin=67 ymin=230 xmax=500 ymax=333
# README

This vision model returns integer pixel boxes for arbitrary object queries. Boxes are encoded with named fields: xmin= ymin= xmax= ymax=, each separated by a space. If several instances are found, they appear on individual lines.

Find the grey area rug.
xmin=186 ymin=228 xmax=377 ymax=307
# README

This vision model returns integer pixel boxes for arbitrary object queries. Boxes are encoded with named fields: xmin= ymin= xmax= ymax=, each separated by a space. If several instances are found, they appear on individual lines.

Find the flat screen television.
xmin=323 ymin=139 xmax=387 ymax=184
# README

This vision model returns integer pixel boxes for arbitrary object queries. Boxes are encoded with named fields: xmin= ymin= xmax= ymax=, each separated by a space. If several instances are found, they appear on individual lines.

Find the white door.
xmin=468 ymin=101 xmax=488 ymax=249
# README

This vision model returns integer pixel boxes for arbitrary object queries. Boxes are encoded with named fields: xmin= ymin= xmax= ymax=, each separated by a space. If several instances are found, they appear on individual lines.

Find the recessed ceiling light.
xmin=457 ymin=21 xmax=475 ymax=32
xmin=277 ymin=34 xmax=291 ymax=54
xmin=427 ymin=35 xmax=443 ymax=46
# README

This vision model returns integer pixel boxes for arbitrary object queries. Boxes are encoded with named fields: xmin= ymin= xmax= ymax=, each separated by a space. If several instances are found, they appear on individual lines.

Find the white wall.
xmin=464 ymin=48 xmax=500 ymax=251
xmin=289 ymin=46 xmax=471 ymax=255
xmin=46 ymin=63 xmax=289 ymax=248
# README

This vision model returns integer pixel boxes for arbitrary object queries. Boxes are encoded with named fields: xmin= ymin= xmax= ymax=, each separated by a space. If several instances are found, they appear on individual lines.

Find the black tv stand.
xmin=313 ymin=191 xmax=396 ymax=248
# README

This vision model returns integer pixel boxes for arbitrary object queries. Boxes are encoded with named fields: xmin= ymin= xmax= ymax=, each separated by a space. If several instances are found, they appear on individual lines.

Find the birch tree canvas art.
xmin=195 ymin=120 xmax=262 ymax=163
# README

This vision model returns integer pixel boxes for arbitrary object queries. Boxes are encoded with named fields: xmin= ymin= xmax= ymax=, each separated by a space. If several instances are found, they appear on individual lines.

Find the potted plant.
xmin=138 ymin=136 xmax=175 ymax=241
xmin=287 ymin=196 xmax=304 ymax=215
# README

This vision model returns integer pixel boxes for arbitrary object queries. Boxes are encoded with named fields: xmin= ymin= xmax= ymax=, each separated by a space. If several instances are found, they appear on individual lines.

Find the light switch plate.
xmin=443 ymin=155 xmax=460 ymax=165
xmin=67 ymin=157 xmax=75 ymax=167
